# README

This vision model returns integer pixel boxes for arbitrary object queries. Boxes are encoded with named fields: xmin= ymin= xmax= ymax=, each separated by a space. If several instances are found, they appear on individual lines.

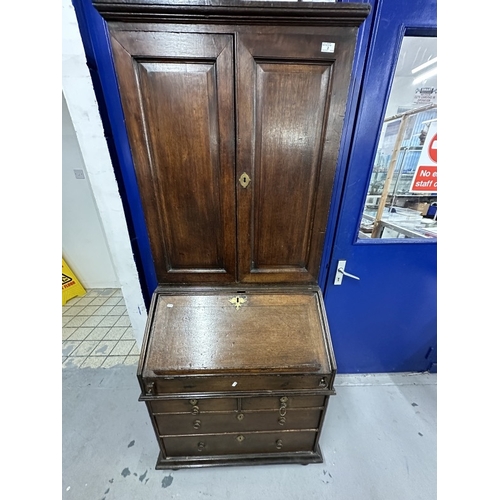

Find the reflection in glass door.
xmin=358 ymin=36 xmax=437 ymax=240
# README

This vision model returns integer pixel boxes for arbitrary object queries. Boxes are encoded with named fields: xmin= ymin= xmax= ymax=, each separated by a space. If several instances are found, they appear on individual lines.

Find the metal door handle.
xmin=338 ymin=268 xmax=360 ymax=280
xmin=334 ymin=260 xmax=360 ymax=285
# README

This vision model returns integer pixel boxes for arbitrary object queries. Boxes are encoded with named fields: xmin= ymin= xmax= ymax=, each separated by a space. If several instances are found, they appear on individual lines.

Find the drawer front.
xmin=241 ymin=395 xmax=325 ymax=410
xmin=155 ymin=409 xmax=322 ymax=435
xmin=162 ymin=430 xmax=317 ymax=457
xmin=149 ymin=398 xmax=237 ymax=414
xmin=148 ymin=374 xmax=332 ymax=394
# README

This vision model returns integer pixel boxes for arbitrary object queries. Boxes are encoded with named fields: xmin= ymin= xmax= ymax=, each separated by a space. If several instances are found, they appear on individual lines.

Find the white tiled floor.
xmin=62 ymin=288 xmax=140 ymax=369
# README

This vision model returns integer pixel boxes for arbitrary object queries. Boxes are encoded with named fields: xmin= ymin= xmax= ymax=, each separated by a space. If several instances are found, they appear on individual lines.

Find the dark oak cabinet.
xmin=93 ymin=0 xmax=369 ymax=468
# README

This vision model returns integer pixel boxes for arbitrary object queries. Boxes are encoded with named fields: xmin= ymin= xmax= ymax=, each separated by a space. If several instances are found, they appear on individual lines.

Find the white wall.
xmin=62 ymin=93 xmax=119 ymax=288
xmin=62 ymin=0 xmax=147 ymax=343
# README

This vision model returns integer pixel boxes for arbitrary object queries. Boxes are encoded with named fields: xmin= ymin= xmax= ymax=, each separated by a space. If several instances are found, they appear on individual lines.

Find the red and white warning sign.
xmin=410 ymin=121 xmax=437 ymax=193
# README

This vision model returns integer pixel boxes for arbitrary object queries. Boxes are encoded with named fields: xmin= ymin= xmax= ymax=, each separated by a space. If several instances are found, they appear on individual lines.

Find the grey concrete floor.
xmin=62 ymin=367 xmax=436 ymax=500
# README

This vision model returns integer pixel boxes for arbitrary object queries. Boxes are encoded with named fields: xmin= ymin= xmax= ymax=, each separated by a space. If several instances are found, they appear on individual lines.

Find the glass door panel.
xmin=358 ymin=36 xmax=437 ymax=240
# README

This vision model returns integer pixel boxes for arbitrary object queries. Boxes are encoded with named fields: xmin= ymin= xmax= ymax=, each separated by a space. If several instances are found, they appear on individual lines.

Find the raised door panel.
xmin=236 ymin=33 xmax=357 ymax=283
xmin=109 ymin=32 xmax=236 ymax=283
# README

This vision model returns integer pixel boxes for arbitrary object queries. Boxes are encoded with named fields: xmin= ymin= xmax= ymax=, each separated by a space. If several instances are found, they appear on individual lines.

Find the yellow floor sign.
xmin=62 ymin=258 xmax=86 ymax=305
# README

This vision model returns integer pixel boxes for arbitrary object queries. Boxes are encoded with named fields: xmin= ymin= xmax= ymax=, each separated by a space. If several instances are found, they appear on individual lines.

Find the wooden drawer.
xmin=162 ymin=430 xmax=317 ymax=457
xmin=155 ymin=409 xmax=322 ymax=435
xmin=145 ymin=374 xmax=332 ymax=395
xmin=149 ymin=398 xmax=237 ymax=414
xmin=241 ymin=395 xmax=325 ymax=410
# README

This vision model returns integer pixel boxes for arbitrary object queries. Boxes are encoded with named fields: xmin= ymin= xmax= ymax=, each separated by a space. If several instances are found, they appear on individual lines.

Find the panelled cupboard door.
xmin=109 ymin=32 xmax=236 ymax=283
xmin=236 ymin=33 xmax=356 ymax=283
xmin=109 ymin=28 xmax=357 ymax=285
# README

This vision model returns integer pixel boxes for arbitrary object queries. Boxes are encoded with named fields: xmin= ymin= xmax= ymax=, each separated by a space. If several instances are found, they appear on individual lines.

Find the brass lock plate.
xmin=239 ymin=172 xmax=251 ymax=188
xmin=229 ymin=296 xmax=246 ymax=310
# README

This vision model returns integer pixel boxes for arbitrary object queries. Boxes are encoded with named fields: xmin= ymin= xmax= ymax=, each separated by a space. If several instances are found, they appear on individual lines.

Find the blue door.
xmin=322 ymin=0 xmax=437 ymax=373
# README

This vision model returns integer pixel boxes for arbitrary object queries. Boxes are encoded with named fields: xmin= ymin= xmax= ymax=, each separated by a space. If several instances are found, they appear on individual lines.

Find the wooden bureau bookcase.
xmin=93 ymin=0 xmax=369 ymax=468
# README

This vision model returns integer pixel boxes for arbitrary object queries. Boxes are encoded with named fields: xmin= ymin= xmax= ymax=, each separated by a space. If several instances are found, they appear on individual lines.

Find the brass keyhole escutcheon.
xmin=237 ymin=413 xmax=244 ymax=421
xmin=189 ymin=399 xmax=198 ymax=405
xmin=239 ymin=172 xmax=251 ymax=188
xmin=229 ymin=296 xmax=247 ymax=310
xmin=280 ymin=397 xmax=288 ymax=403
xmin=236 ymin=435 xmax=245 ymax=442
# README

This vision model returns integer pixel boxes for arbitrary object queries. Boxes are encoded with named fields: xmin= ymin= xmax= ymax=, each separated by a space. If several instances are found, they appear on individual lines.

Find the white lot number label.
xmin=321 ymin=42 xmax=335 ymax=53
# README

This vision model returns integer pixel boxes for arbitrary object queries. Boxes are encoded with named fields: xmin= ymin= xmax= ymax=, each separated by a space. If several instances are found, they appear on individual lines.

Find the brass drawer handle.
xmin=319 ymin=377 xmax=327 ymax=387
xmin=191 ymin=406 xmax=200 ymax=415
xmin=197 ymin=441 xmax=205 ymax=452
xmin=193 ymin=419 xmax=201 ymax=430
xmin=236 ymin=413 xmax=244 ymax=421
xmin=236 ymin=435 xmax=245 ymax=442
xmin=278 ymin=396 xmax=287 ymax=424
xmin=276 ymin=439 xmax=283 ymax=450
